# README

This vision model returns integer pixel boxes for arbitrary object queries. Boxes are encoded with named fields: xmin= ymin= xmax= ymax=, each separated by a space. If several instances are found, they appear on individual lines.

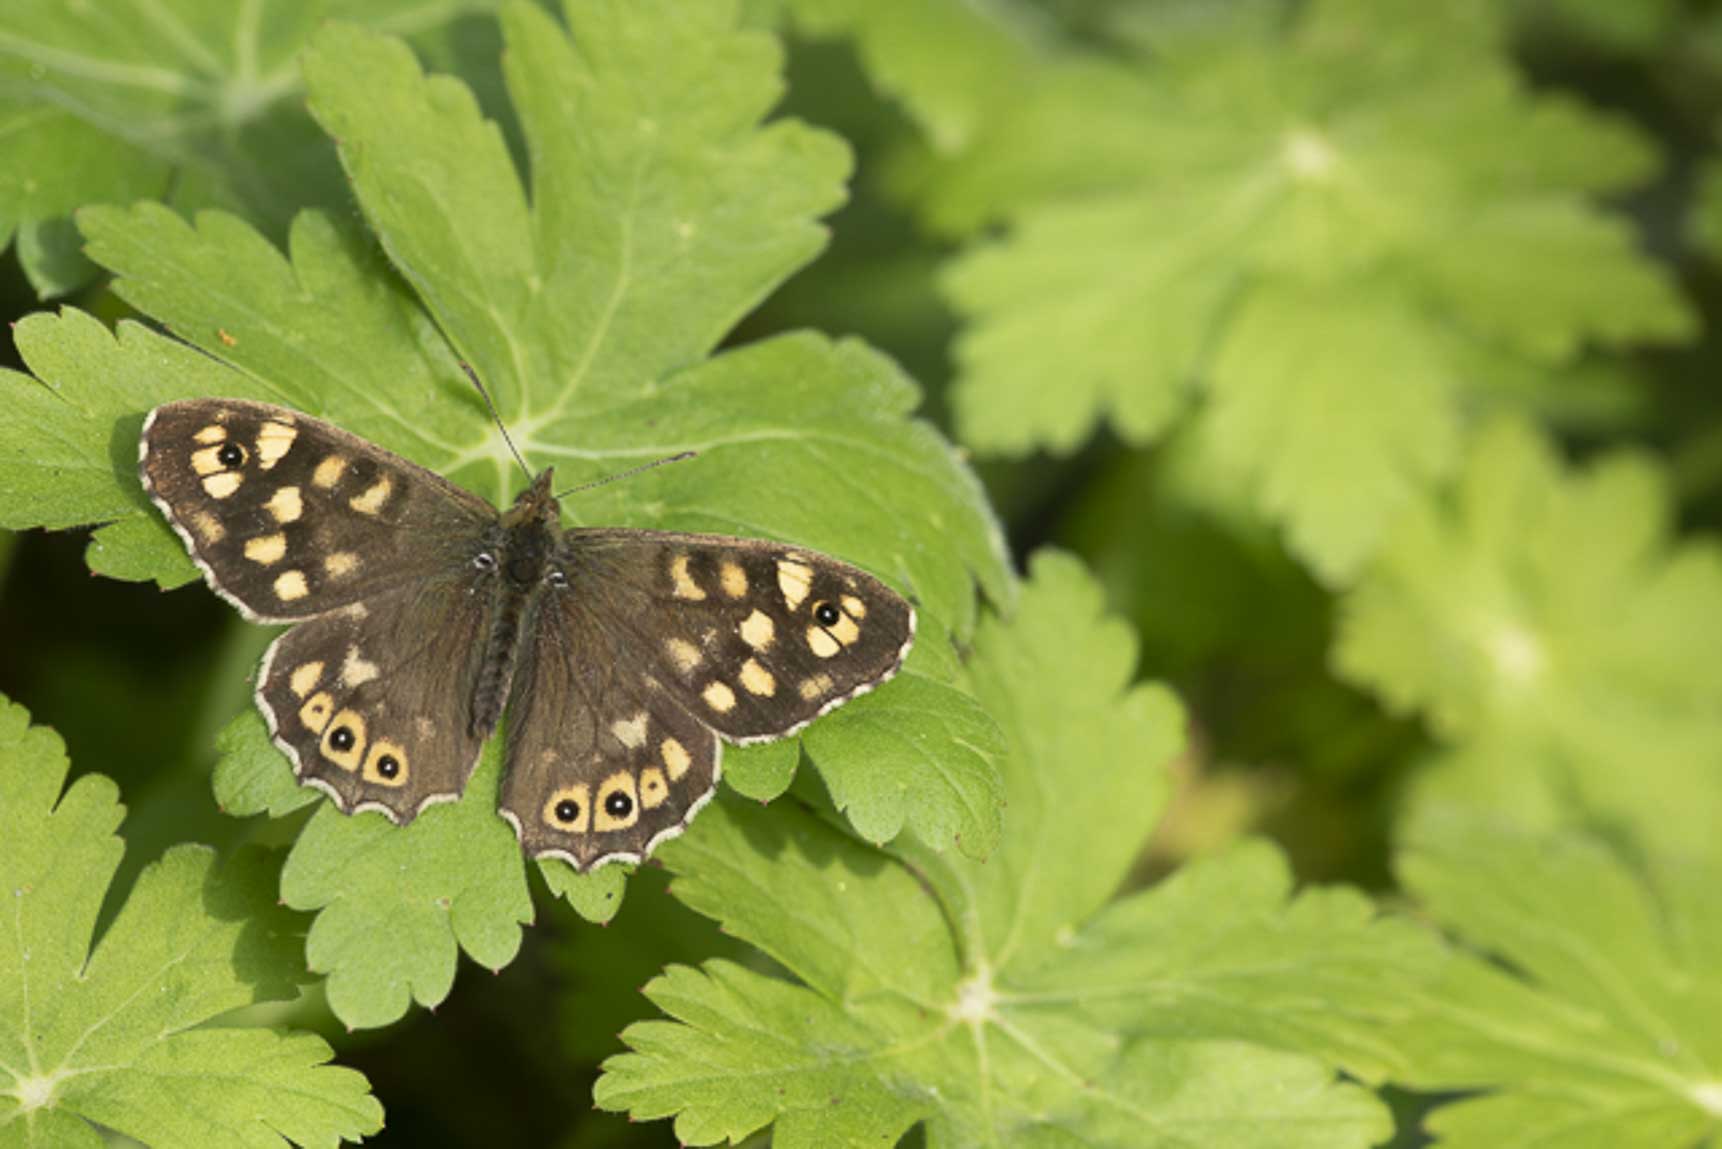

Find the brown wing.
xmin=255 ymin=575 xmax=494 ymax=823
xmin=497 ymin=531 xmax=915 ymax=870
xmin=140 ymin=398 xmax=494 ymax=623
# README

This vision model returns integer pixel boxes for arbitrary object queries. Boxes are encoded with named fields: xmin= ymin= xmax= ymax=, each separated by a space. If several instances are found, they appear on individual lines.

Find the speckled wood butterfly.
xmin=140 ymin=398 xmax=915 ymax=869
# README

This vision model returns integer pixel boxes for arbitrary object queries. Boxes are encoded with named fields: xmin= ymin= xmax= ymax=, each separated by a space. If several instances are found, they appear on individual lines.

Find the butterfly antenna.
xmin=555 ymin=451 xmax=697 ymax=499
xmin=459 ymin=361 xmax=534 ymax=483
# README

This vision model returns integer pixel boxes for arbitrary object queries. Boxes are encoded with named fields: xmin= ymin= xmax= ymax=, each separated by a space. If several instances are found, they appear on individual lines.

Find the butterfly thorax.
xmin=471 ymin=469 xmax=564 ymax=736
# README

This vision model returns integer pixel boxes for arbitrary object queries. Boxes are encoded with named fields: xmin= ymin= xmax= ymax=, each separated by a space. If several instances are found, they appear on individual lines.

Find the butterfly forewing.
xmin=140 ymin=399 xmax=493 ymax=622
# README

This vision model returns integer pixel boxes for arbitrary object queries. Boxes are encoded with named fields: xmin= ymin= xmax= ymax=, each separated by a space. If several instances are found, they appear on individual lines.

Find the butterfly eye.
xmin=813 ymin=601 xmax=841 ymax=627
xmin=217 ymin=442 xmax=246 ymax=468
xmin=473 ymin=551 xmax=498 ymax=572
xmin=548 ymin=569 xmax=568 ymax=588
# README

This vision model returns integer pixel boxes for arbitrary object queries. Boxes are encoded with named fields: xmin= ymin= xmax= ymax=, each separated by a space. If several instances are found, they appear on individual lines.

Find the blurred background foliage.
xmin=2 ymin=0 xmax=1720 ymax=1145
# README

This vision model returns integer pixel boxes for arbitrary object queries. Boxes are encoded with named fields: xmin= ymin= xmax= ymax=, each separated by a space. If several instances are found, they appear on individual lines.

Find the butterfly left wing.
xmin=498 ymin=531 xmax=915 ymax=868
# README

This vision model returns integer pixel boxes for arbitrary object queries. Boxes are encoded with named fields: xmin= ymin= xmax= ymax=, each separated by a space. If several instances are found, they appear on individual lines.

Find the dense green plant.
xmin=1 ymin=0 xmax=1719 ymax=1146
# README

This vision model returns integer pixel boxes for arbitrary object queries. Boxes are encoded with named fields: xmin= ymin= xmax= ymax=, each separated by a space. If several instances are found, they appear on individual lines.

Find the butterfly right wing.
xmin=254 ymin=573 xmax=495 ymax=823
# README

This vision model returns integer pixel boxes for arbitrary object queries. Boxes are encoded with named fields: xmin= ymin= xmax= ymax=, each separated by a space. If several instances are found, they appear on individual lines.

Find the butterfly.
xmin=139 ymin=398 xmax=915 ymax=870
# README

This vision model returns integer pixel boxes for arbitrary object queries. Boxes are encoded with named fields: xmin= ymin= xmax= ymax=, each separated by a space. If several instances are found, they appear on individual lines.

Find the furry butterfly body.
xmin=140 ymin=398 xmax=915 ymax=869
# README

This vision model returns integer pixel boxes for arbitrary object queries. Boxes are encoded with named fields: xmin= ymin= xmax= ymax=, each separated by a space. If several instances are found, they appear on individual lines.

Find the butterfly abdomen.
xmin=472 ymin=483 xmax=562 ymax=736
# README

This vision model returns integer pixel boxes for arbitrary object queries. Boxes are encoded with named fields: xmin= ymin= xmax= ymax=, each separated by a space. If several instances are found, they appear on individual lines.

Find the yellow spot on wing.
xmin=665 ymin=637 xmax=702 ymax=673
xmin=202 ymin=472 xmax=242 ymax=499
xmin=830 ymin=613 xmax=861 ymax=647
xmin=191 ymin=445 xmax=227 ymax=475
xmin=662 ymin=737 xmax=692 ymax=779
xmin=639 ymin=767 xmax=668 ymax=809
xmin=274 ymin=570 xmax=309 ymax=601
xmin=267 ymin=486 xmax=302 ymax=523
xmin=671 ymin=554 xmax=706 ymax=600
xmin=349 ymin=476 xmax=393 ymax=516
xmin=312 ymin=456 xmax=346 ymax=489
xmin=543 ymin=784 xmax=591 ymax=831
xmin=594 ymin=772 xmax=640 ymax=831
xmin=298 ymin=691 xmax=334 ymax=733
xmin=289 ymin=661 xmax=325 ymax=698
xmin=193 ymin=425 xmax=226 ymax=444
xmin=255 ymin=420 xmax=297 ymax=469
xmin=321 ymin=709 xmax=367 ymax=771
xmin=244 ymin=533 xmax=287 ymax=565
xmin=702 ymin=681 xmax=736 ymax=713
xmin=806 ymin=626 xmax=840 ymax=659
xmin=324 ymin=552 xmax=359 ymax=577
xmin=842 ymin=595 xmax=867 ymax=619
xmin=362 ymin=740 xmax=408 ymax=787
xmin=739 ymin=610 xmax=774 ymax=650
xmin=611 ymin=712 xmax=649 ymax=749
xmin=799 ymin=673 xmax=834 ymax=701
xmin=777 ymin=559 xmax=813 ymax=610
xmin=719 ymin=560 xmax=747 ymax=597
xmin=739 ymin=659 xmax=776 ymax=697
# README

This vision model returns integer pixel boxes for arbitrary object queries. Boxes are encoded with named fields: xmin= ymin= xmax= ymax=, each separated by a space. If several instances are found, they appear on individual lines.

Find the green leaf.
xmin=778 ymin=0 xmax=1040 ymax=152
xmin=598 ymin=552 xmax=1440 ymax=1145
xmin=0 ymin=695 xmax=381 ymax=1148
xmin=1392 ymin=816 xmax=1722 ymax=1149
xmin=0 ymin=0 xmax=503 ymax=294
xmin=936 ymin=0 xmax=1692 ymax=581
xmin=0 ymin=0 xmax=1008 ymax=1028
xmin=1336 ymin=417 xmax=1722 ymax=860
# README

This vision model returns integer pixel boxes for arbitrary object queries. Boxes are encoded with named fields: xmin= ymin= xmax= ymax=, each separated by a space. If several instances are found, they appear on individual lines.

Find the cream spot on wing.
xmin=202 ymin=472 xmax=242 ymax=499
xmin=639 ymin=767 xmax=669 ymax=809
xmin=244 ymin=532 xmax=287 ymax=565
xmin=739 ymin=609 xmax=774 ymax=651
xmin=289 ymin=661 xmax=325 ymax=698
xmin=830 ymin=613 xmax=861 ymax=647
xmin=611 ymin=711 xmax=649 ymax=749
xmin=193 ymin=424 xmax=226 ymax=444
xmin=190 ymin=445 xmax=227 ymax=476
xmin=190 ymin=511 xmax=225 ymax=544
xmin=671 ymin=554 xmax=706 ymax=600
xmin=799 ymin=673 xmax=834 ymax=701
xmin=298 ymin=691 xmax=334 ymax=734
xmin=665 ymin=637 xmax=702 ymax=673
xmin=739 ymin=659 xmax=776 ymax=697
xmin=416 ymin=716 xmax=435 ymax=739
xmin=719 ymin=560 xmax=747 ymax=598
xmin=702 ymin=681 xmax=736 ymax=713
xmin=842 ymin=595 xmax=867 ymax=619
xmin=806 ymin=625 xmax=841 ymax=658
xmin=274 ymin=569 xmax=309 ymax=601
xmin=255 ymin=420 xmax=297 ymax=469
xmin=341 ymin=645 xmax=380 ymax=688
xmin=777 ymin=559 xmax=813 ymax=610
xmin=349 ymin=476 xmax=392 ymax=516
xmin=266 ymin=485 xmax=302 ymax=523
xmin=324 ymin=551 xmax=359 ymax=577
xmin=312 ymin=456 xmax=346 ymax=489
xmin=661 ymin=737 xmax=692 ymax=780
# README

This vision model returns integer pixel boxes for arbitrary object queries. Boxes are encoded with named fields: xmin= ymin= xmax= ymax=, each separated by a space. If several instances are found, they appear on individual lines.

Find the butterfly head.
xmin=506 ymin=467 xmax=561 ymax=525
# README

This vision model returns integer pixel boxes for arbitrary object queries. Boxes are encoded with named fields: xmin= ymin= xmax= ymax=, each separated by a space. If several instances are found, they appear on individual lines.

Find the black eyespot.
xmin=217 ymin=443 xmax=245 ymax=468
xmin=376 ymin=754 xmax=400 ymax=779
xmin=605 ymin=792 xmax=633 ymax=818
xmin=473 ymin=552 xmax=498 ymax=572
xmin=814 ymin=601 xmax=841 ymax=627
xmin=548 ymin=569 xmax=568 ymax=588
xmin=554 ymin=799 xmax=580 ymax=824
xmin=329 ymin=726 xmax=355 ymax=752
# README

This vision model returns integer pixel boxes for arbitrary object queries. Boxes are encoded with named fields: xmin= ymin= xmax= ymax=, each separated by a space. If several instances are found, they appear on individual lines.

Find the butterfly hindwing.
xmin=256 ymin=577 xmax=494 ymax=822
xmin=500 ymin=608 xmax=721 ymax=868
xmin=140 ymin=398 xmax=493 ymax=622
xmin=562 ymin=530 xmax=917 ymax=742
